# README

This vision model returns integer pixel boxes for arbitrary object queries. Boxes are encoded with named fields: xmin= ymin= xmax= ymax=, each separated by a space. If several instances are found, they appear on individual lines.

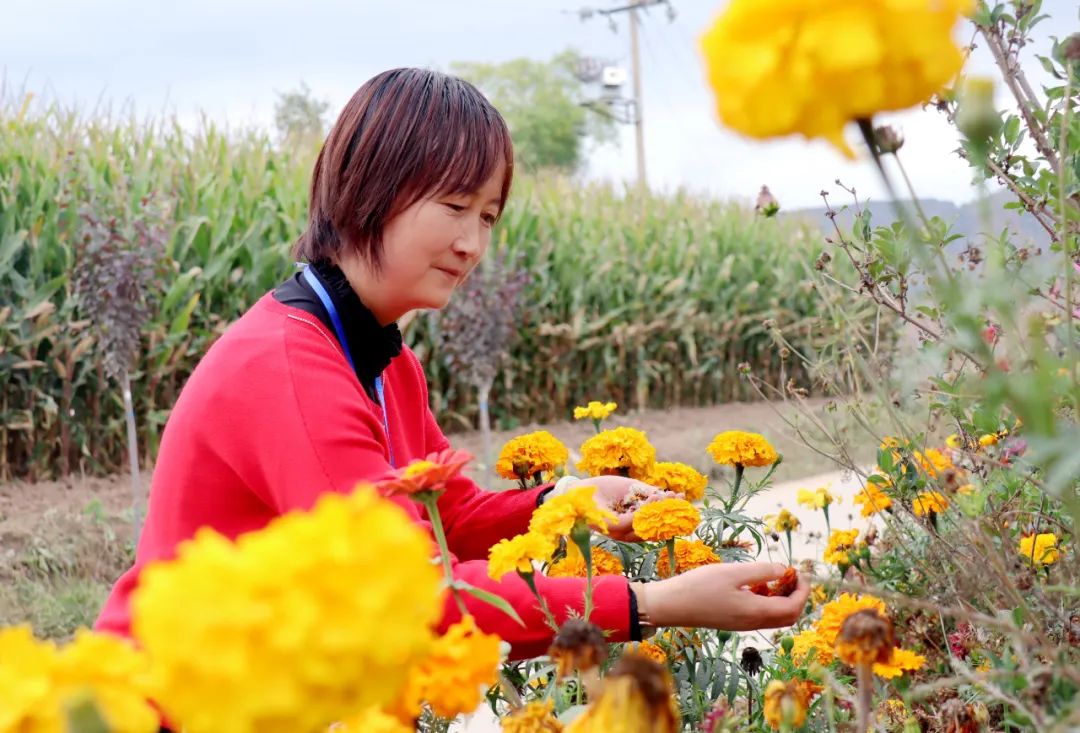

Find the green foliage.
xmin=0 ymin=95 xmax=851 ymax=480
xmin=451 ymin=50 xmax=614 ymax=172
xmin=273 ymin=82 xmax=330 ymax=146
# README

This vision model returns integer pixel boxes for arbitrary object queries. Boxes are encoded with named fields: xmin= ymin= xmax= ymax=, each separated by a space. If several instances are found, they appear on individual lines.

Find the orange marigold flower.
xmin=748 ymin=566 xmax=798 ymax=597
xmin=707 ymin=430 xmax=778 ymax=468
xmin=496 ymin=431 xmax=570 ymax=482
xmin=501 ymin=700 xmax=565 ymax=732
xmin=816 ymin=593 xmax=887 ymax=648
xmin=656 ymin=539 xmax=721 ymax=578
xmin=379 ymin=449 xmax=473 ymax=496
xmin=632 ymin=498 xmax=701 ymax=541
xmin=913 ymin=491 xmax=949 ymax=517
xmin=577 ymin=427 xmax=657 ymax=478
xmin=546 ymin=542 xmax=625 ymax=578
xmin=646 ymin=461 xmax=709 ymax=501
xmin=823 ymin=528 xmax=860 ymax=566
xmin=762 ymin=679 xmax=821 ymax=731
xmin=835 ymin=608 xmax=895 ymax=666
xmin=872 ymin=647 xmax=926 ymax=679
xmin=632 ymin=640 xmax=668 ymax=666
xmin=853 ymin=483 xmax=892 ymax=516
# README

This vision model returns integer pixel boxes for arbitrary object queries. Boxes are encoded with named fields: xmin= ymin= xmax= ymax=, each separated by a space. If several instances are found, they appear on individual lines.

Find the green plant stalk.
xmin=823 ymin=505 xmax=831 ymax=534
xmin=571 ymin=523 xmax=594 ymax=622
xmin=731 ymin=464 xmax=745 ymax=503
xmin=520 ymin=571 xmax=559 ymax=632
xmin=421 ymin=494 xmax=468 ymax=616
xmin=785 ymin=529 xmax=794 ymax=566
xmin=666 ymin=538 xmax=677 ymax=577
xmin=855 ymin=662 xmax=874 ymax=733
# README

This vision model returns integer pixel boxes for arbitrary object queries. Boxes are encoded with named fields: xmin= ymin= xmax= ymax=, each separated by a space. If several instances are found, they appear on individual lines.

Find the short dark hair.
xmin=294 ymin=68 xmax=514 ymax=267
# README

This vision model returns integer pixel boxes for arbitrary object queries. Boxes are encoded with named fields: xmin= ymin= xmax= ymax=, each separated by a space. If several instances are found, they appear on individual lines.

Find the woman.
xmin=97 ymin=68 xmax=808 ymax=662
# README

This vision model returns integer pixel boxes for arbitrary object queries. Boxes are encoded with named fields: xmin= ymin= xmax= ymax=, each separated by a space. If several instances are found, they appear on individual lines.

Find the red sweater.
xmin=96 ymin=293 xmax=631 ymax=658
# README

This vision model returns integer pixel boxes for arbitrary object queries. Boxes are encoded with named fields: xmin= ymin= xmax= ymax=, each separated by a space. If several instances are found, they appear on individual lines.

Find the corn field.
xmin=0 ymin=94 xmax=858 ymax=480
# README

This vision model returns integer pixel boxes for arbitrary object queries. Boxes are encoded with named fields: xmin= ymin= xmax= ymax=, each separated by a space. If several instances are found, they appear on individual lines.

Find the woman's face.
xmin=344 ymin=161 xmax=506 ymax=325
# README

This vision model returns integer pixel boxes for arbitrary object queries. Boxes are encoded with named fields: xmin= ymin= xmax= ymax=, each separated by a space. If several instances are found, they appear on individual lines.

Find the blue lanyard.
xmin=302 ymin=265 xmax=395 ymax=467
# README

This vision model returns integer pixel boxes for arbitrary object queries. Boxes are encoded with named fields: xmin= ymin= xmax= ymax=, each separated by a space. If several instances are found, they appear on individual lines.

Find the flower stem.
xmin=422 ymin=494 xmax=467 ymax=616
xmin=855 ymin=662 xmax=874 ymax=733
xmin=572 ymin=523 xmax=595 ymax=622
xmin=785 ymin=529 xmax=794 ymax=566
xmin=666 ymin=538 xmax=677 ymax=577
xmin=823 ymin=505 xmax=831 ymax=534
xmin=521 ymin=572 xmax=560 ymax=632
xmin=731 ymin=463 xmax=744 ymax=504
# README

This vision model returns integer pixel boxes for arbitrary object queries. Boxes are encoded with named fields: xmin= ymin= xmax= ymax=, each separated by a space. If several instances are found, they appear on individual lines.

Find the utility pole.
xmin=578 ymin=0 xmax=672 ymax=191
xmin=628 ymin=3 xmax=646 ymax=189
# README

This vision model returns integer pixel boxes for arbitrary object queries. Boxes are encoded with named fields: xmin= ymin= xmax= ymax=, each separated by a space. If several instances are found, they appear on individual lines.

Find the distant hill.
xmin=784 ymin=190 xmax=1052 ymax=258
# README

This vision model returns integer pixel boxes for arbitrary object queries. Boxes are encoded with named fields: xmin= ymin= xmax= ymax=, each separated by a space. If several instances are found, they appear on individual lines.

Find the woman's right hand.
xmin=637 ymin=562 xmax=810 ymax=631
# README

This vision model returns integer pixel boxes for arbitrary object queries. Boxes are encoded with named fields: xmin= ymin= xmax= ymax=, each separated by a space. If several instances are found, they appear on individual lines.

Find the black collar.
xmin=273 ymin=260 xmax=403 ymax=398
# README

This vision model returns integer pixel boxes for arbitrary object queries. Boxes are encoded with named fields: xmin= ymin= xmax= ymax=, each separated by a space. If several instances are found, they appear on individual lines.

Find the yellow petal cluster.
xmin=488 ymin=532 xmax=557 ymax=580
xmin=501 ymin=700 xmax=565 ymax=733
xmin=914 ymin=448 xmax=953 ymax=478
xmin=912 ymin=491 xmax=949 ymax=517
xmin=762 ymin=679 xmax=819 ymax=731
xmin=853 ymin=483 xmax=892 ymax=516
xmin=0 ymin=625 xmax=158 ymax=733
xmin=332 ymin=708 xmax=413 ymax=733
xmin=823 ymin=528 xmax=860 ymax=566
xmin=632 ymin=640 xmax=668 ymax=665
xmin=872 ymin=647 xmax=927 ymax=679
xmin=631 ymin=498 xmax=701 ymax=542
xmin=546 ymin=542 xmax=625 ymax=578
xmin=656 ymin=539 xmax=721 ymax=578
xmin=1018 ymin=532 xmax=1061 ymax=567
xmin=573 ymin=401 xmax=617 ymax=421
xmin=398 ymin=615 xmax=502 ymax=720
xmin=700 ymin=0 xmax=972 ymax=156
xmin=647 ymin=461 xmax=709 ymax=501
xmin=566 ymin=656 xmax=680 ymax=733
xmin=577 ymin=427 xmax=657 ymax=477
xmin=797 ymin=486 xmax=836 ymax=509
xmin=131 ymin=486 xmax=441 ymax=733
xmin=496 ymin=431 xmax=570 ymax=481
xmin=706 ymin=430 xmax=778 ymax=468
xmin=529 ymin=485 xmax=616 ymax=541
xmin=764 ymin=509 xmax=801 ymax=533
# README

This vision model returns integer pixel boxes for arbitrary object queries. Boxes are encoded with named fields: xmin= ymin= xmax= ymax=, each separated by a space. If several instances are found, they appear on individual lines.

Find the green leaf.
xmin=454 ymin=581 xmax=526 ymax=627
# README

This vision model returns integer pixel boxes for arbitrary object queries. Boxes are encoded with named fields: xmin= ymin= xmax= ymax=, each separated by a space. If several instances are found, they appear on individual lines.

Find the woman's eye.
xmin=481 ymin=213 xmax=497 ymax=226
xmin=443 ymin=203 xmax=466 ymax=213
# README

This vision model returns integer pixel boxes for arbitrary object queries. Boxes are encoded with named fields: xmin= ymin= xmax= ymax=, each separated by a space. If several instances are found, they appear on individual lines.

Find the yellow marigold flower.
xmin=823 ymin=528 xmax=860 ymax=566
xmin=401 ymin=615 xmax=502 ymax=720
xmin=977 ymin=433 xmax=998 ymax=448
xmin=633 ymin=641 xmax=668 ymax=665
xmin=566 ymin=653 xmax=680 ymax=733
xmin=816 ymin=593 xmax=887 ymax=649
xmin=574 ymin=401 xmax=617 ymax=422
xmin=501 ymin=700 xmax=565 ymax=733
xmin=700 ymin=0 xmax=971 ymax=157
xmin=1018 ymin=532 xmax=1061 ymax=567
xmin=786 ymin=628 xmax=832 ymax=665
xmin=656 ymin=538 xmax=721 ymax=577
xmin=0 ymin=625 xmax=158 ymax=733
xmin=529 ymin=485 xmax=616 ymax=541
xmin=946 ymin=433 xmax=963 ymax=449
xmin=706 ymin=430 xmax=778 ymax=468
xmin=577 ymin=427 xmax=656 ymax=477
xmin=764 ymin=509 xmax=801 ymax=533
xmin=872 ymin=647 xmax=926 ymax=679
xmin=496 ymin=431 xmax=570 ymax=481
xmin=853 ymin=483 xmax=892 ymax=517
xmin=811 ymin=584 xmax=830 ymax=607
xmin=488 ymin=532 xmax=557 ymax=580
xmin=762 ymin=679 xmax=821 ymax=731
xmin=797 ymin=486 xmax=836 ymax=509
xmin=631 ymin=498 xmax=701 ymax=541
xmin=333 ymin=708 xmax=413 ymax=733
xmin=914 ymin=448 xmax=953 ymax=477
xmin=913 ymin=491 xmax=949 ymax=517
xmin=132 ymin=486 xmax=441 ymax=733
xmin=647 ymin=461 xmax=708 ymax=501
xmin=547 ymin=542 xmax=625 ymax=578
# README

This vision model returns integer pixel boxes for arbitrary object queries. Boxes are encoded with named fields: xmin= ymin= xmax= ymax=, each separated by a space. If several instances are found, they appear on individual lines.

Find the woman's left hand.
xmin=556 ymin=475 xmax=677 ymax=542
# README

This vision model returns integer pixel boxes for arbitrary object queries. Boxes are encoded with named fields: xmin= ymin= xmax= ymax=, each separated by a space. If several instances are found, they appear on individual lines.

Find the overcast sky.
xmin=2 ymin=0 xmax=1073 ymax=208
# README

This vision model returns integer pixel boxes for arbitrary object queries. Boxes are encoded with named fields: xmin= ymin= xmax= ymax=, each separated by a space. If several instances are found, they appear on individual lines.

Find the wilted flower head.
xmin=836 ymin=608 xmax=896 ymax=666
xmin=762 ymin=678 xmax=821 ymax=731
xmin=548 ymin=619 xmax=608 ymax=679
xmin=566 ymin=651 xmax=680 ymax=733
